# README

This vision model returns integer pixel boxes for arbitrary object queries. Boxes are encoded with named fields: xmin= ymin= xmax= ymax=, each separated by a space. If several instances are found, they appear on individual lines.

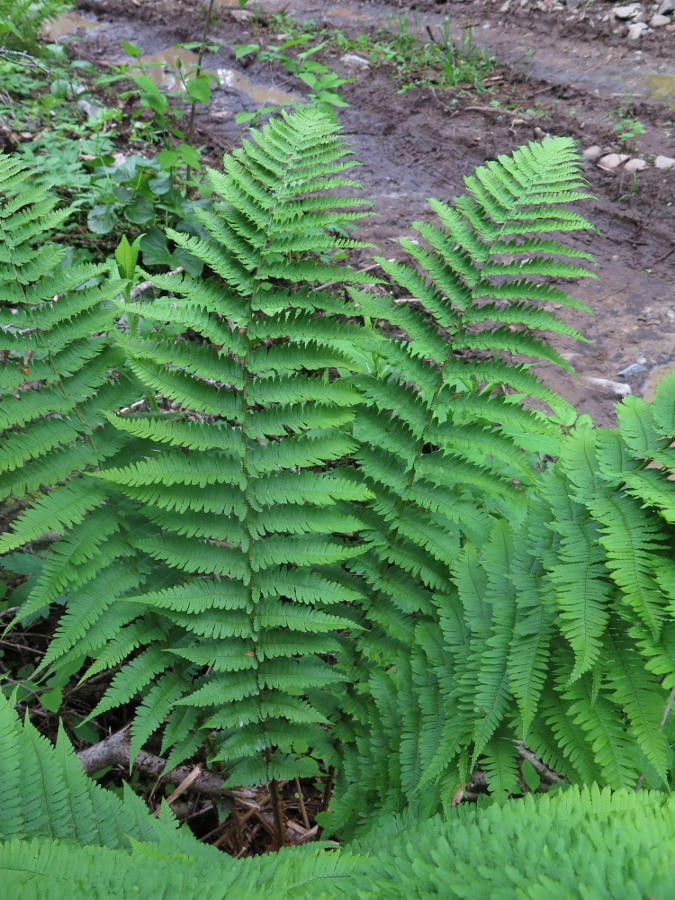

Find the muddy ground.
xmin=58 ymin=0 xmax=675 ymax=426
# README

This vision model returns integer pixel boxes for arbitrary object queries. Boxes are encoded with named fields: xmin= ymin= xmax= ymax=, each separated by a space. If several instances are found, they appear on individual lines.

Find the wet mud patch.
xmin=63 ymin=0 xmax=675 ymax=425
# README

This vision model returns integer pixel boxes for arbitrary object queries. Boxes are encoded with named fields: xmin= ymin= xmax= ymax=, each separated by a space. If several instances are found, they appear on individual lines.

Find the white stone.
xmin=627 ymin=20 xmax=649 ymax=36
xmin=76 ymin=99 xmax=101 ymax=119
xmin=340 ymin=54 xmax=370 ymax=69
xmin=583 ymin=145 xmax=602 ymax=161
xmin=650 ymin=12 xmax=671 ymax=23
xmin=655 ymin=155 xmax=675 ymax=169
xmin=659 ymin=0 xmax=675 ymax=13
xmin=598 ymin=153 xmax=624 ymax=169
xmin=625 ymin=158 xmax=647 ymax=172
xmin=585 ymin=376 xmax=632 ymax=397
xmin=614 ymin=3 xmax=640 ymax=18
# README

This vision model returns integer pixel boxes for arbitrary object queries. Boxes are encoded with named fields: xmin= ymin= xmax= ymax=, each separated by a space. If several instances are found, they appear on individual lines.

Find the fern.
xmin=32 ymin=110 xmax=393 ymax=789
xmin=0 ymin=155 xmax=144 ymax=626
xmin=323 ymin=137 xmax=599 ymax=831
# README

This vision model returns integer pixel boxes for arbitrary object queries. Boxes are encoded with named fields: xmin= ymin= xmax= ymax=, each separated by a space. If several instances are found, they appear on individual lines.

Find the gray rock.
xmin=567 ymin=0 xmax=581 ymax=8
xmin=340 ymin=54 xmax=370 ymax=69
xmin=659 ymin=0 xmax=675 ymax=13
xmin=583 ymin=145 xmax=602 ymax=161
xmin=650 ymin=12 xmax=671 ymax=24
xmin=619 ymin=363 xmax=648 ymax=377
xmin=585 ymin=376 xmax=632 ymax=397
xmin=627 ymin=20 xmax=649 ymax=36
xmin=614 ymin=3 xmax=640 ymax=18
xmin=655 ymin=155 xmax=675 ymax=169
xmin=76 ymin=98 xmax=101 ymax=119
xmin=598 ymin=153 xmax=626 ymax=170
xmin=624 ymin=158 xmax=647 ymax=172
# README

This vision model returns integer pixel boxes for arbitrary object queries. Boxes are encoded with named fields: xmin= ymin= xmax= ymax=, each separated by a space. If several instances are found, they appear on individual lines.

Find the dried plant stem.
xmin=269 ymin=778 xmax=287 ymax=849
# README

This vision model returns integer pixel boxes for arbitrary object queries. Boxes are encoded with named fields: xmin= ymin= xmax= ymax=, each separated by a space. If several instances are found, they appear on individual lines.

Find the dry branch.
xmin=77 ymin=726 xmax=230 ymax=799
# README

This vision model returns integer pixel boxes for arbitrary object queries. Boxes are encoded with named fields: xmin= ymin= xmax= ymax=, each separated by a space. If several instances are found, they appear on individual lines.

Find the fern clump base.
xmin=2 ymin=696 xmax=675 ymax=900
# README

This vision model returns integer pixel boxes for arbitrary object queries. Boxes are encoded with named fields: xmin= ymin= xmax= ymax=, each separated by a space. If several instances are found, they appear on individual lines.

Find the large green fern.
xmin=36 ymin=110 xmax=391 ymax=790
xmin=322 ymin=138 xmax=599 ymax=833
xmin=6 ymin=116 xmax=672 ymax=854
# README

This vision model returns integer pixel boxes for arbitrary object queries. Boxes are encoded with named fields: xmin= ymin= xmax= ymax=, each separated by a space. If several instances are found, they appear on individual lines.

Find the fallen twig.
xmin=516 ymin=741 xmax=565 ymax=784
xmin=77 ymin=726 xmax=230 ymax=798
xmin=128 ymin=267 xmax=184 ymax=302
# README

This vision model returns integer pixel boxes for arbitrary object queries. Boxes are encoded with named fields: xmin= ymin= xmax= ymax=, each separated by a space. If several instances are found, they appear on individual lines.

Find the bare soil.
xmin=69 ymin=0 xmax=675 ymax=425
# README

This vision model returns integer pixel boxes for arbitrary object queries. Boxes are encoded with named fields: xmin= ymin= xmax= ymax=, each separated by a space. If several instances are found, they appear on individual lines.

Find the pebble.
xmin=76 ymin=99 xmax=101 ymax=119
xmin=598 ymin=153 xmax=628 ymax=170
xmin=625 ymin=158 xmax=647 ymax=172
xmin=627 ymin=21 xmax=649 ymax=37
xmin=583 ymin=145 xmax=602 ymax=161
xmin=566 ymin=0 xmax=581 ymax=8
xmin=619 ymin=363 xmax=648 ymax=377
xmin=614 ymin=4 xmax=640 ymax=18
xmin=655 ymin=155 xmax=675 ymax=169
xmin=585 ymin=376 xmax=632 ymax=397
xmin=659 ymin=0 xmax=675 ymax=13
xmin=650 ymin=12 xmax=671 ymax=24
xmin=340 ymin=54 xmax=370 ymax=69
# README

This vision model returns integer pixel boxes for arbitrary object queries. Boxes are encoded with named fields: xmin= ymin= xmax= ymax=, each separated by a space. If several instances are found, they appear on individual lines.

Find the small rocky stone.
xmin=583 ymin=145 xmax=602 ymax=161
xmin=627 ymin=20 xmax=649 ymax=36
xmin=619 ymin=362 xmax=648 ymax=377
xmin=567 ymin=0 xmax=581 ymax=8
xmin=625 ymin=158 xmax=647 ymax=172
xmin=340 ymin=54 xmax=370 ymax=69
xmin=638 ymin=311 xmax=663 ymax=325
xmin=76 ymin=99 xmax=101 ymax=119
xmin=598 ymin=153 xmax=625 ymax=170
xmin=614 ymin=3 xmax=640 ymax=18
xmin=659 ymin=0 xmax=675 ymax=13
xmin=533 ymin=126 xmax=551 ymax=140
xmin=655 ymin=155 xmax=675 ymax=169
xmin=585 ymin=376 xmax=632 ymax=397
xmin=650 ymin=12 xmax=671 ymax=24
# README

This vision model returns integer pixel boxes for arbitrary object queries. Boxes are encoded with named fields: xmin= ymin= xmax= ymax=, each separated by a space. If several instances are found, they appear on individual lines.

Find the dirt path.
xmin=64 ymin=0 xmax=675 ymax=425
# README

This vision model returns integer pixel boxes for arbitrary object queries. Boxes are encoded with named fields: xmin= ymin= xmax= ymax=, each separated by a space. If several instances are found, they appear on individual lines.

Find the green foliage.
xmin=5 ymin=110 xmax=675 ymax=890
xmin=3 ymin=697 xmax=675 ymax=899
xmin=331 ymin=785 xmax=675 ymax=900
xmin=0 ymin=154 xmax=133 ymax=575
xmin=235 ymin=37 xmax=353 ymax=126
xmin=0 ymin=0 xmax=64 ymax=53
xmin=0 ymin=693 xmax=352 ymax=899
xmin=321 ymin=137 xmax=600 ymax=834
xmin=21 ymin=108 xmax=390 ymax=784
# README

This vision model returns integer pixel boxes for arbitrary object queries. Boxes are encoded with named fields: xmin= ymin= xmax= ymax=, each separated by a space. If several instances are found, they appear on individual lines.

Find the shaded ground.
xmin=58 ymin=0 xmax=675 ymax=426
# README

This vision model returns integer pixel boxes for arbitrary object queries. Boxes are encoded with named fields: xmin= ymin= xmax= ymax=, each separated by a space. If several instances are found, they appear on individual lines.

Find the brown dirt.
xmin=68 ymin=0 xmax=675 ymax=426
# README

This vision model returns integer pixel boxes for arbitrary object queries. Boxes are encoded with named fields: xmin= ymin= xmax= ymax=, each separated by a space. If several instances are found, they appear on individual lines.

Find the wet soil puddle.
xmin=283 ymin=0 xmax=675 ymax=105
xmin=137 ymin=47 xmax=301 ymax=105
xmin=642 ymin=75 xmax=675 ymax=110
xmin=49 ymin=15 xmax=302 ymax=109
xmin=43 ymin=12 xmax=100 ymax=40
xmin=643 ymin=364 xmax=675 ymax=403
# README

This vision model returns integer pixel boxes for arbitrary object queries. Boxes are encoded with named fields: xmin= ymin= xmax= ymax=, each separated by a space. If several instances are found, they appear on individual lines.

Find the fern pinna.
xmin=0 ymin=155 xmax=139 ymax=621
xmin=323 ymin=138 xmax=598 ymax=832
xmin=41 ymin=109 xmax=389 ymax=789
